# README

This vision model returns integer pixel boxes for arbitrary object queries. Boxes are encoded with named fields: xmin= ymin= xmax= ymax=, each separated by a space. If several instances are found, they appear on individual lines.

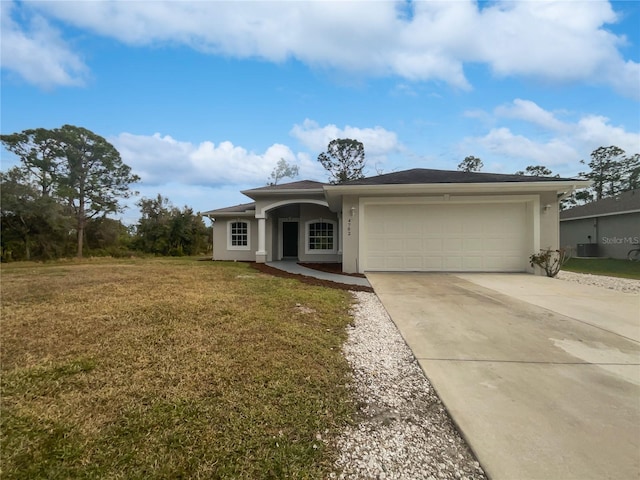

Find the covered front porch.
xmin=256 ymin=200 xmax=343 ymax=264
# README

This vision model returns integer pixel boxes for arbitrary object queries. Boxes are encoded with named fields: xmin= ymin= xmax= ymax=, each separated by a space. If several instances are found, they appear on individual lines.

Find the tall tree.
xmin=55 ymin=125 xmax=140 ymax=258
xmin=269 ymin=158 xmax=299 ymax=185
xmin=457 ymin=155 xmax=483 ymax=172
xmin=580 ymin=145 xmax=626 ymax=200
xmin=0 ymin=128 xmax=62 ymax=196
xmin=317 ymin=138 xmax=365 ymax=184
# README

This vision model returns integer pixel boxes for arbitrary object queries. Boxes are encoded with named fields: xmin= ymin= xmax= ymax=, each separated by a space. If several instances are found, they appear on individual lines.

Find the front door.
xmin=282 ymin=221 xmax=299 ymax=258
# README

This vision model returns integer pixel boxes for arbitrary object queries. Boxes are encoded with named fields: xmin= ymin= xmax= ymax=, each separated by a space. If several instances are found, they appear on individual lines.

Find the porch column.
xmin=337 ymin=212 xmax=343 ymax=254
xmin=256 ymin=216 xmax=267 ymax=263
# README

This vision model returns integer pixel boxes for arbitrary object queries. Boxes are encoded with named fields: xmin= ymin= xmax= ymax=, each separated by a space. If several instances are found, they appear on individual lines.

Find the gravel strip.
xmin=557 ymin=270 xmax=640 ymax=293
xmin=331 ymin=291 xmax=486 ymax=480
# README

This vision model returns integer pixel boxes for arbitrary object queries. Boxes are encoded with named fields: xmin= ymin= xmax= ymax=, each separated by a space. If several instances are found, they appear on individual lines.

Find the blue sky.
xmin=1 ymin=0 xmax=639 ymax=224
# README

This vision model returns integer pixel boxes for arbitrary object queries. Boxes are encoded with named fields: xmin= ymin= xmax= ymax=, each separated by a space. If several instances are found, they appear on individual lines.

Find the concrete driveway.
xmin=366 ymin=273 xmax=640 ymax=480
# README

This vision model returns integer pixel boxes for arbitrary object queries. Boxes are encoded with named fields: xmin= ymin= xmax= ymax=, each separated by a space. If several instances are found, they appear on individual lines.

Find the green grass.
xmin=562 ymin=257 xmax=640 ymax=280
xmin=1 ymin=258 xmax=357 ymax=479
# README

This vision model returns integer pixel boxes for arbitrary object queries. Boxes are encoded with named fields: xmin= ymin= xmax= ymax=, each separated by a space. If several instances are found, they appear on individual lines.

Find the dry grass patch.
xmin=1 ymin=258 xmax=356 ymax=479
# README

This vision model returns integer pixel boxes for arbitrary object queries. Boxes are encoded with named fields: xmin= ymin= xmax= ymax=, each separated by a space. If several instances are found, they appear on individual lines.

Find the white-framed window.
xmin=227 ymin=220 xmax=250 ymax=250
xmin=305 ymin=219 xmax=336 ymax=254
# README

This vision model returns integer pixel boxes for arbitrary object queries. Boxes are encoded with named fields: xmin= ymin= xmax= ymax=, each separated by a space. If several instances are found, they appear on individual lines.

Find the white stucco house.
xmin=201 ymin=168 xmax=589 ymax=274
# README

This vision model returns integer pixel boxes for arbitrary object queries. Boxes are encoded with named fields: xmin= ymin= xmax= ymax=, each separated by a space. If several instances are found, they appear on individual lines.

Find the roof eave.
xmin=323 ymin=181 xmax=591 ymax=210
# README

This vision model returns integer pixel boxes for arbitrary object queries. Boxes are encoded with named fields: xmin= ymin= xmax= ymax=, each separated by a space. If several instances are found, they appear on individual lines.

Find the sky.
xmin=1 ymin=0 xmax=639 ymax=225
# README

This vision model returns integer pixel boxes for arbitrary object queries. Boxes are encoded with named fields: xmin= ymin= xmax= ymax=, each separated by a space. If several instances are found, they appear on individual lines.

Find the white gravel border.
xmin=557 ymin=270 xmax=640 ymax=293
xmin=332 ymin=272 xmax=636 ymax=479
xmin=331 ymin=291 xmax=486 ymax=480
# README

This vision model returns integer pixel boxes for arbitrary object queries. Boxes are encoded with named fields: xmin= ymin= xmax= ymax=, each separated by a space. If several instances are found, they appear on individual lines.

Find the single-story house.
xmin=201 ymin=168 xmax=589 ymax=274
xmin=560 ymin=189 xmax=640 ymax=259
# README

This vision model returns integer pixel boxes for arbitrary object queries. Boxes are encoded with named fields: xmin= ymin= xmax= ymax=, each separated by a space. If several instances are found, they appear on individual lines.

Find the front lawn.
xmin=562 ymin=257 xmax=640 ymax=280
xmin=0 ymin=258 xmax=356 ymax=479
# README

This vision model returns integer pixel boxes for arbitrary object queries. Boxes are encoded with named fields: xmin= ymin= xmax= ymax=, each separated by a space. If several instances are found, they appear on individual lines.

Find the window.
xmin=306 ymin=220 xmax=336 ymax=253
xmin=228 ymin=220 xmax=250 ymax=250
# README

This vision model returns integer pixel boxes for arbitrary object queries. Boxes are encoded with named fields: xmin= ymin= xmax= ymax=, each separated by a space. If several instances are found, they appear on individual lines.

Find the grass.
xmin=1 ymin=258 xmax=357 ymax=479
xmin=562 ymin=257 xmax=640 ymax=280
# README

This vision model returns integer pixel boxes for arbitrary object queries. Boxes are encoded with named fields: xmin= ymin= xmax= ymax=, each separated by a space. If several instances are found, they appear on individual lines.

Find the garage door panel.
xmin=364 ymin=203 xmax=528 ymax=272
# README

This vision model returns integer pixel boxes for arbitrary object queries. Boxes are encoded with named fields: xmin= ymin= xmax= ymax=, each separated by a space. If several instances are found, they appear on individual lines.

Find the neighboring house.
xmin=560 ymin=189 xmax=640 ymax=259
xmin=201 ymin=168 xmax=589 ymax=274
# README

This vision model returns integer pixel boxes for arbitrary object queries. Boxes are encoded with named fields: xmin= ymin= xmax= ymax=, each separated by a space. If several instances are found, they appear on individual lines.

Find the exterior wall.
xmin=538 ymin=191 xmax=560 ymax=252
xmin=561 ymin=212 xmax=640 ymax=259
xmin=212 ymin=217 xmax=258 ymax=261
xmin=341 ymin=195 xmax=360 ymax=273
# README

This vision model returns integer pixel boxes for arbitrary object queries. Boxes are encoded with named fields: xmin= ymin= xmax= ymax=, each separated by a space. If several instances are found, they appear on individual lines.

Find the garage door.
xmin=363 ymin=203 xmax=528 ymax=272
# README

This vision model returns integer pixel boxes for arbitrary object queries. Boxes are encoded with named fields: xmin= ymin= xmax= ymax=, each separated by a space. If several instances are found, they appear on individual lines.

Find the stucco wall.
xmin=212 ymin=217 xmax=258 ymax=261
xmin=561 ymin=212 xmax=640 ymax=259
xmin=341 ymin=195 xmax=360 ymax=273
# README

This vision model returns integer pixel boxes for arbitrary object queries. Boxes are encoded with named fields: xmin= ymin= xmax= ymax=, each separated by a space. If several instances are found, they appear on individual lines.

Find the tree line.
xmin=1 ymin=126 xmax=210 ymax=262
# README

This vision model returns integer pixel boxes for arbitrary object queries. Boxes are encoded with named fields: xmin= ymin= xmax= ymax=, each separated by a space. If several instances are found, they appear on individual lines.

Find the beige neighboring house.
xmin=201 ymin=168 xmax=589 ymax=274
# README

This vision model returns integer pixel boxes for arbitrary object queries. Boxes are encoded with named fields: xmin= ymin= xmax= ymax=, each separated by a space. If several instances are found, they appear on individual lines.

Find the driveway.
xmin=366 ymin=273 xmax=640 ymax=480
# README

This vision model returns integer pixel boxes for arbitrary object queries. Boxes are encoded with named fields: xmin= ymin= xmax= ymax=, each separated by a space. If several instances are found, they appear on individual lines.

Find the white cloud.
xmin=0 ymin=1 xmax=88 ymax=88
xmin=470 ymin=127 xmax=580 ymax=166
xmin=462 ymin=99 xmax=640 ymax=173
xmin=290 ymin=119 xmax=401 ymax=157
xmin=13 ymin=0 xmax=638 ymax=97
xmin=495 ymin=99 xmax=569 ymax=132
xmin=112 ymin=132 xmax=327 ymax=189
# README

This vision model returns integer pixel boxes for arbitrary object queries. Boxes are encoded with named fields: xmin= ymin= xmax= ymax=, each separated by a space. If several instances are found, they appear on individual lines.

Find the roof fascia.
xmin=324 ymin=180 xmax=591 ymax=196
xmin=560 ymin=209 xmax=640 ymax=221
xmin=241 ymin=188 xmax=325 ymax=200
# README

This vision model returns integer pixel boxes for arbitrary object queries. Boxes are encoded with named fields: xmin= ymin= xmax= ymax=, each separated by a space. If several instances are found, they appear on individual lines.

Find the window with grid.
xmin=229 ymin=221 xmax=248 ymax=248
xmin=308 ymin=221 xmax=334 ymax=251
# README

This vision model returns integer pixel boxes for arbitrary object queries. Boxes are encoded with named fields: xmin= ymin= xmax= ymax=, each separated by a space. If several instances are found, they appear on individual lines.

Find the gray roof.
xmin=243 ymin=180 xmax=327 ymax=193
xmin=343 ymin=168 xmax=578 ymax=185
xmin=560 ymin=189 xmax=640 ymax=220
xmin=200 ymin=202 xmax=255 ymax=216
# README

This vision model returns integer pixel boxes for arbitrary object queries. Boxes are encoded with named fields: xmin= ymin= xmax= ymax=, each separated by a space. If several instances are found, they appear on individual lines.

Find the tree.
xmin=562 ymin=145 xmax=639 ymax=209
xmin=54 ymin=125 xmax=140 ymax=258
xmin=133 ymin=195 xmax=209 ymax=256
xmin=457 ymin=156 xmax=483 ymax=172
xmin=580 ymin=145 xmax=626 ymax=200
xmin=317 ymin=138 xmax=365 ymax=184
xmin=0 ymin=167 xmax=72 ymax=261
xmin=0 ymin=128 xmax=62 ymax=197
xmin=515 ymin=165 xmax=555 ymax=177
xmin=269 ymin=158 xmax=299 ymax=185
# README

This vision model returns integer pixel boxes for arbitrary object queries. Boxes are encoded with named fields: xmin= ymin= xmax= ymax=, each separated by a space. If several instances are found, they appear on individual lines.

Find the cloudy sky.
xmin=1 ymin=0 xmax=639 ymax=224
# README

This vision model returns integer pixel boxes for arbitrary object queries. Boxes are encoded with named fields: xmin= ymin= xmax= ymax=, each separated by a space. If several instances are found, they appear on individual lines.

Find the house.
xmin=201 ymin=168 xmax=589 ymax=274
xmin=560 ymin=189 xmax=640 ymax=259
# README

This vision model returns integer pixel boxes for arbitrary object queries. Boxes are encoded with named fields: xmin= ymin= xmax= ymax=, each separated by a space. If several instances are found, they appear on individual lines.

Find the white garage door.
xmin=363 ymin=202 xmax=529 ymax=272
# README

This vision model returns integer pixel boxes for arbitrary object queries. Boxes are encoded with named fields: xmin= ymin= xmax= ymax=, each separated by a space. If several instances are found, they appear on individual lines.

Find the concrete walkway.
xmin=266 ymin=261 xmax=371 ymax=287
xmin=367 ymin=273 xmax=640 ymax=480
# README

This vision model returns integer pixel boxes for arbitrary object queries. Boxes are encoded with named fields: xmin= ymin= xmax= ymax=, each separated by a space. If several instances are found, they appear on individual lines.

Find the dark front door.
xmin=282 ymin=222 xmax=299 ymax=258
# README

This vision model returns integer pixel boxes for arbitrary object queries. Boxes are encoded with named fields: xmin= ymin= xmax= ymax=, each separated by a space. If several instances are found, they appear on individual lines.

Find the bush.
xmin=530 ymin=248 xmax=571 ymax=277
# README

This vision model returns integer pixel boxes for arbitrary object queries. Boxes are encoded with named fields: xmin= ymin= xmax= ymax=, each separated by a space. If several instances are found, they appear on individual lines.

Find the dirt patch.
xmin=251 ymin=263 xmax=374 ymax=292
